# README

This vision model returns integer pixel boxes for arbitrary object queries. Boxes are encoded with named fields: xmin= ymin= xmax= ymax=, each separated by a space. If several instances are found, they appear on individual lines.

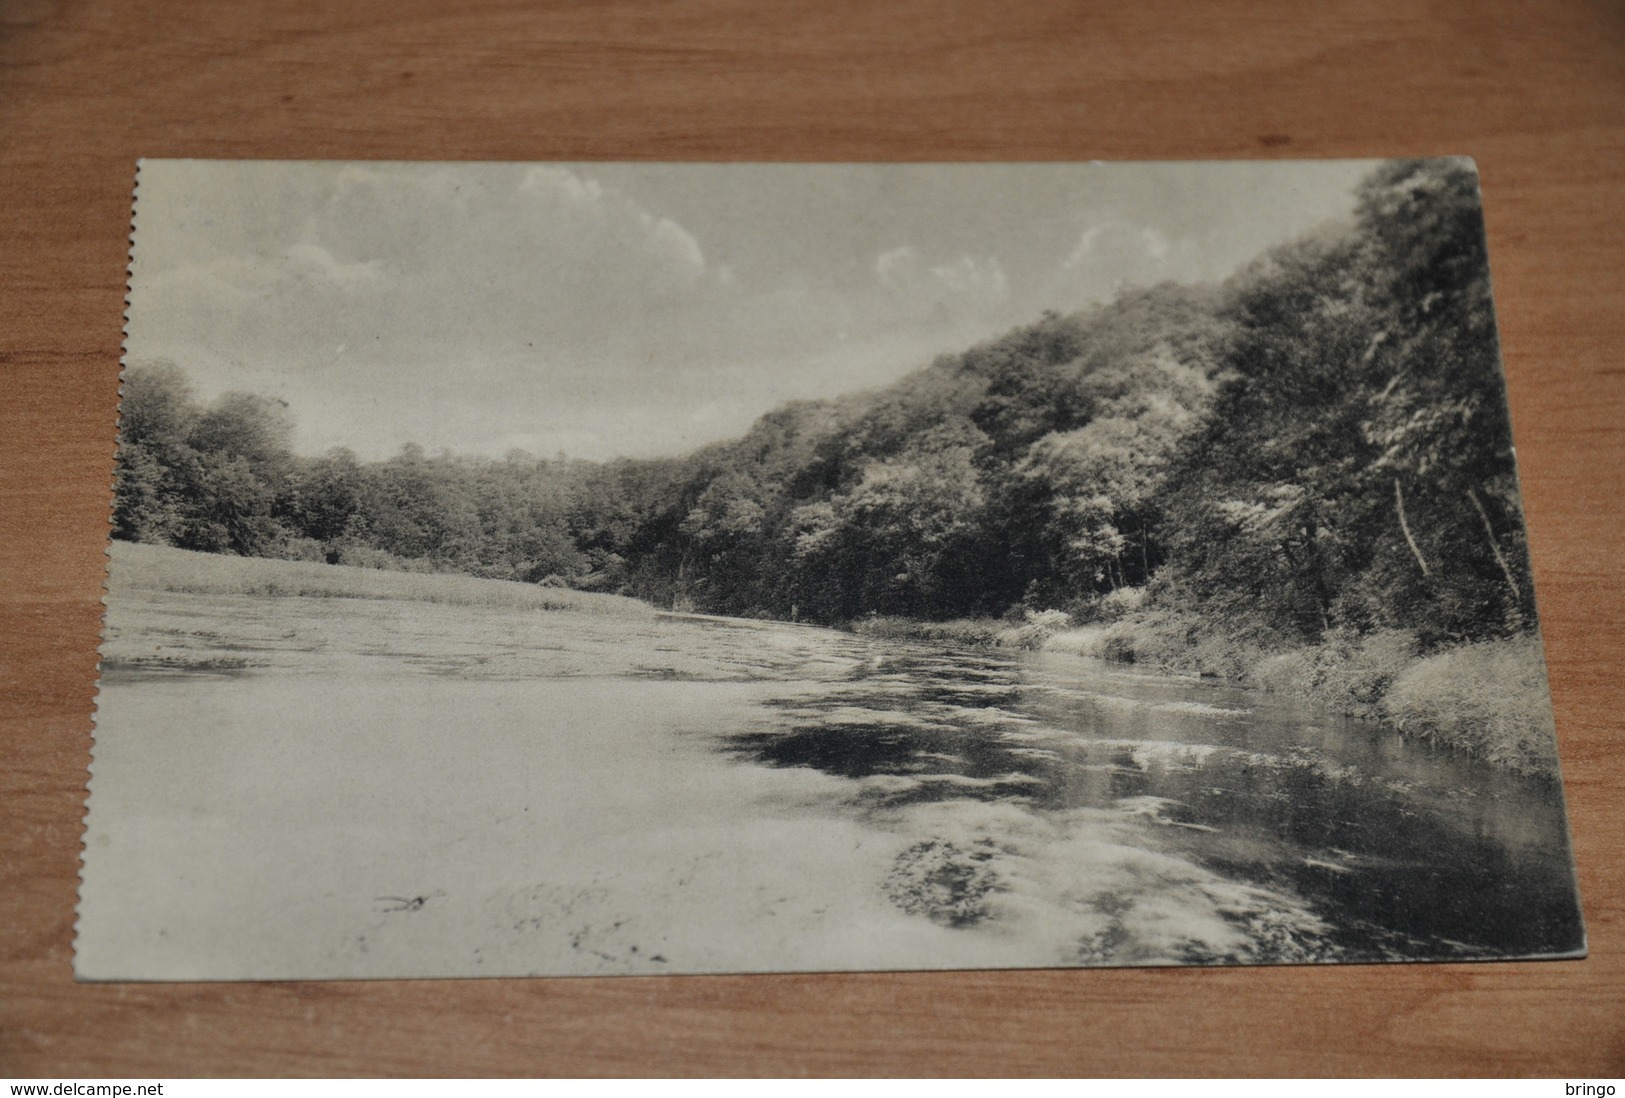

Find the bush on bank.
xmin=1381 ymin=635 xmax=1560 ymax=778
xmin=1251 ymin=628 xmax=1419 ymax=716
xmin=851 ymin=608 xmax=1072 ymax=650
xmin=860 ymin=602 xmax=1561 ymax=778
xmin=1094 ymin=612 xmax=1559 ymax=778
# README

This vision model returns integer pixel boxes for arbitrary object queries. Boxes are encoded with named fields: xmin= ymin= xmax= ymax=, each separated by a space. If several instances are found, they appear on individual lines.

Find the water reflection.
xmin=725 ymin=639 xmax=1584 ymax=962
xmin=103 ymin=584 xmax=1584 ymax=972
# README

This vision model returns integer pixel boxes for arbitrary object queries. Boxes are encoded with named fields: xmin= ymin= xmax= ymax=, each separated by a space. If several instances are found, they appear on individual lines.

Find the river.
xmin=80 ymin=586 xmax=1585 ymax=979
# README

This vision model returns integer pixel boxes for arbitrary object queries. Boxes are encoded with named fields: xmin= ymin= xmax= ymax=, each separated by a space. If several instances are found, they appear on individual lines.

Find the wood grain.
xmin=2 ymin=0 xmax=1622 ymax=1077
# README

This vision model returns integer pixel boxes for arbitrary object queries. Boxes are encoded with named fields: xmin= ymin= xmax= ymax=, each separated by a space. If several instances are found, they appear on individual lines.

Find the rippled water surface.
xmin=84 ymin=587 xmax=1584 ymax=978
xmin=729 ymin=635 xmax=1583 ymax=962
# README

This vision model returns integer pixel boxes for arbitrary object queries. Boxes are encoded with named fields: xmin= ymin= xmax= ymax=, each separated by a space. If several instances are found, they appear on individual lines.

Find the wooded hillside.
xmin=113 ymin=158 xmax=1533 ymax=658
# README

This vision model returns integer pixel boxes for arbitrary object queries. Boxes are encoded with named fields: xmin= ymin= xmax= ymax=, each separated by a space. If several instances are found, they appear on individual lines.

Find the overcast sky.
xmin=125 ymin=159 xmax=1379 ymax=461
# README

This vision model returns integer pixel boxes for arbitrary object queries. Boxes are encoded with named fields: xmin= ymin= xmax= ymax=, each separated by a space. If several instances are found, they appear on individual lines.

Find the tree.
xmin=1018 ymin=350 xmax=1215 ymax=597
xmin=1353 ymin=158 xmax=1533 ymax=636
xmin=112 ymin=362 xmax=197 ymax=544
xmin=105 ymin=160 xmax=1536 ymax=648
xmin=285 ymin=447 xmax=365 ymax=553
xmin=830 ymin=434 xmax=988 ymax=618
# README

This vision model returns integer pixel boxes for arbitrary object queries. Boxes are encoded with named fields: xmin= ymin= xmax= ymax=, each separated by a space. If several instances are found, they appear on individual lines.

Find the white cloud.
xmin=123 ymin=160 xmax=1375 ymax=461
xmin=126 ymin=163 xmax=746 ymax=459
xmin=518 ymin=165 xmax=604 ymax=208
xmin=875 ymin=245 xmax=918 ymax=289
xmin=135 ymin=164 xmax=728 ymax=364
xmin=1041 ymin=221 xmax=1202 ymax=312
xmin=283 ymin=243 xmax=384 ymax=288
xmin=645 ymin=216 xmax=706 ymax=280
xmin=1064 ymin=221 xmax=1175 ymax=272
xmin=929 ymin=254 xmax=1008 ymax=299
xmin=874 ymin=247 xmax=1009 ymax=318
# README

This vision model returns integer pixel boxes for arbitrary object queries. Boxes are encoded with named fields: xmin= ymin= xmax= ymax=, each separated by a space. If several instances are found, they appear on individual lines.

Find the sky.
xmin=124 ymin=159 xmax=1380 ymax=461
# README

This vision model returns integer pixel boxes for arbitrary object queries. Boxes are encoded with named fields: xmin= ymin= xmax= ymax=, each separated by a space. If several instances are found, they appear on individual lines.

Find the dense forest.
xmin=113 ymin=159 xmax=1536 ymax=685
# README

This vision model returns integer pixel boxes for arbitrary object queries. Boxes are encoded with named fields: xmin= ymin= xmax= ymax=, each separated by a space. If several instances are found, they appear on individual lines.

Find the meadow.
xmin=108 ymin=540 xmax=655 ymax=616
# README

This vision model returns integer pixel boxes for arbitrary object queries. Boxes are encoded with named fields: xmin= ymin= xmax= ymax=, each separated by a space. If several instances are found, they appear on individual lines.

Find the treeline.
xmin=113 ymin=159 xmax=1534 ymax=657
xmin=113 ymin=372 xmax=658 ymax=589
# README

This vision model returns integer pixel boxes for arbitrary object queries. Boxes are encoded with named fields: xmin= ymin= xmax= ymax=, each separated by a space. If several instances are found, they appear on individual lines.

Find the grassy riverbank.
xmin=854 ymin=608 xmax=1561 ymax=778
xmin=108 ymin=543 xmax=1560 ymax=778
xmin=851 ymin=610 xmax=1072 ymax=650
xmin=108 ymin=541 xmax=656 ymax=617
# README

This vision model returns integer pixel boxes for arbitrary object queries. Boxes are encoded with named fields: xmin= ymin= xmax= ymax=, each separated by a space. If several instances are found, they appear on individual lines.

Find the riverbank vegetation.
xmin=1096 ymin=613 xmax=1556 ymax=777
xmin=109 ymin=159 xmax=1554 ymax=772
xmin=851 ymin=609 xmax=1073 ymax=650
xmin=109 ymin=540 xmax=654 ymax=616
xmin=845 ymin=606 xmax=1556 ymax=776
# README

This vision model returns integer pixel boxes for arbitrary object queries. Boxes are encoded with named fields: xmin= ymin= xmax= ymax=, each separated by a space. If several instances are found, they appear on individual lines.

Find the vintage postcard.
xmin=79 ymin=160 xmax=1584 ymax=979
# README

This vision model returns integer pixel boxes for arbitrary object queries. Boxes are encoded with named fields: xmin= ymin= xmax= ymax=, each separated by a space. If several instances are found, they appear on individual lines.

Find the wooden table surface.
xmin=3 ymin=0 xmax=1622 ymax=1078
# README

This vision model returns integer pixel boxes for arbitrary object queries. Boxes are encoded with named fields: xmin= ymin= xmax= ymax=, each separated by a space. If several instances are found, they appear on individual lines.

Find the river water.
xmin=720 ymin=622 xmax=1585 ymax=964
xmin=83 ymin=588 xmax=1585 ymax=978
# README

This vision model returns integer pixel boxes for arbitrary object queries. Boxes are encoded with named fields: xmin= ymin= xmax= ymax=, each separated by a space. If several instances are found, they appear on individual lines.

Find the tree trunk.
xmin=1301 ymin=515 xmax=1333 ymax=636
xmin=1466 ymin=486 xmax=1521 ymax=604
xmin=1394 ymin=478 xmax=1430 ymax=576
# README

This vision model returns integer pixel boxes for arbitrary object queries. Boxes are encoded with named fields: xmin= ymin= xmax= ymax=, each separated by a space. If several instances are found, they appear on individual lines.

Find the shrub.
xmin=851 ymin=612 xmax=1078 ymax=650
xmin=1090 ymin=608 xmax=1280 ymax=679
xmin=1000 ymin=608 xmax=1072 ymax=649
xmin=1253 ymin=628 xmax=1418 ymax=715
xmin=852 ymin=616 xmax=1004 ymax=646
xmin=1097 ymin=610 xmax=1200 ymax=667
xmin=1042 ymin=626 xmax=1109 ymax=657
xmin=330 ymin=541 xmax=438 ymax=573
xmin=267 ymin=535 xmax=328 ymax=564
xmin=1381 ymin=635 xmax=1560 ymax=777
xmin=1098 ymin=585 xmax=1147 ymax=620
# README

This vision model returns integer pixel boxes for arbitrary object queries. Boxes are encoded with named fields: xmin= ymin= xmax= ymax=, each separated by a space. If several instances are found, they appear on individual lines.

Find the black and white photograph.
xmin=79 ymin=158 xmax=1584 ymax=980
